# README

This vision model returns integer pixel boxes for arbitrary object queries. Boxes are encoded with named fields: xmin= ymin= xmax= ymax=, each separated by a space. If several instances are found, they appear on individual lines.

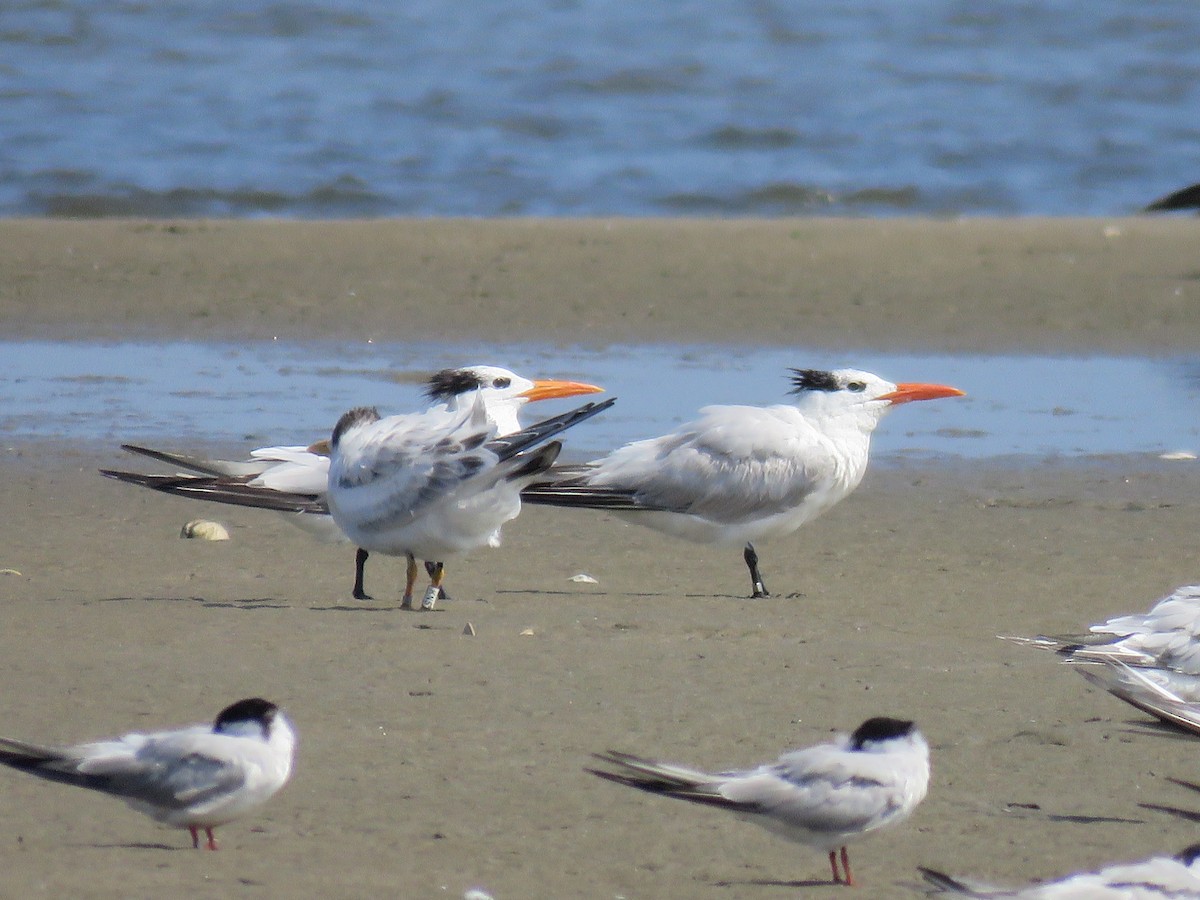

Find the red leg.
xmin=189 ymin=825 xmax=200 ymax=849
xmin=205 ymin=827 xmax=219 ymax=851
xmin=840 ymin=846 xmax=854 ymax=887
xmin=401 ymin=554 xmax=418 ymax=609
xmin=828 ymin=849 xmax=841 ymax=883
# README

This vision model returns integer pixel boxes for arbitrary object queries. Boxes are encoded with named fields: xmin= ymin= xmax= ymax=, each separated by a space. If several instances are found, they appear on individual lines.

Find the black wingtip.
xmin=1143 ymin=182 xmax=1200 ymax=213
xmin=488 ymin=397 xmax=616 ymax=461
xmin=917 ymin=866 xmax=979 ymax=894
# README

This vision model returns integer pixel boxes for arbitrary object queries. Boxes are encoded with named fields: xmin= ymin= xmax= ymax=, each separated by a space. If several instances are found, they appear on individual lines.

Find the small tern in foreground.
xmin=920 ymin=844 xmax=1200 ymax=897
xmin=0 ymin=698 xmax=294 ymax=850
xmin=588 ymin=717 xmax=929 ymax=887
xmin=100 ymin=366 xmax=603 ymax=603
xmin=523 ymin=368 xmax=963 ymax=597
xmin=327 ymin=393 xmax=615 ymax=609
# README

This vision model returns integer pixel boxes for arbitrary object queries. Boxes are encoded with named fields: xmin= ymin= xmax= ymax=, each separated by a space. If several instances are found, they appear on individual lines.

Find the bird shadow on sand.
xmin=95 ymin=595 xmax=287 ymax=609
xmin=1120 ymin=721 xmax=1200 ymax=742
xmin=78 ymin=841 xmax=183 ymax=851
xmin=497 ymin=588 xmax=768 ymax=600
xmin=714 ymin=877 xmax=839 ymax=889
xmin=1141 ymin=801 xmax=1200 ymax=823
xmin=310 ymin=604 xmax=411 ymax=612
xmin=1001 ymin=802 xmax=1145 ymax=826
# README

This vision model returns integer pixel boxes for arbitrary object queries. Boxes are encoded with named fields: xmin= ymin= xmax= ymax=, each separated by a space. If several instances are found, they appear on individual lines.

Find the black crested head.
xmin=331 ymin=406 xmax=381 ymax=449
xmin=789 ymin=369 xmax=840 ymax=394
xmin=1179 ymin=844 xmax=1200 ymax=866
xmin=849 ymin=717 xmax=915 ymax=750
xmin=426 ymin=368 xmax=487 ymax=402
xmin=213 ymin=698 xmax=278 ymax=734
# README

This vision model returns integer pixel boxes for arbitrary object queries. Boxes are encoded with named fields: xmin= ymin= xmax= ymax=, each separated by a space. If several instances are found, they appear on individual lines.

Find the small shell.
xmin=519 ymin=627 xmax=535 ymax=636
xmin=569 ymin=573 xmax=599 ymax=584
xmin=180 ymin=519 xmax=230 ymax=541
xmin=0 ymin=568 xmax=21 ymax=576
xmin=463 ymin=891 xmax=494 ymax=900
xmin=462 ymin=622 xmax=476 ymax=636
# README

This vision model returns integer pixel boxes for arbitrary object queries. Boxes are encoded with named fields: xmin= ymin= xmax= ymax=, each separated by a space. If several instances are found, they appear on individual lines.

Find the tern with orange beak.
xmin=101 ymin=366 xmax=604 ymax=604
xmin=522 ymin=368 xmax=964 ymax=597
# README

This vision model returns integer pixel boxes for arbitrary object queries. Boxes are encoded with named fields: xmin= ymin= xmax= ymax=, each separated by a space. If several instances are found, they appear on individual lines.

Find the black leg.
xmin=352 ymin=547 xmax=373 ymax=600
xmin=424 ymin=560 xmax=450 ymax=600
xmin=744 ymin=542 xmax=769 ymax=598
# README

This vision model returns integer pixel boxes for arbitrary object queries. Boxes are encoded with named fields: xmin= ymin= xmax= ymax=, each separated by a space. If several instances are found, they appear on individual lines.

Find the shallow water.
xmin=1 ymin=2 xmax=1198 ymax=217
xmin=2 ymin=341 xmax=1198 ymax=461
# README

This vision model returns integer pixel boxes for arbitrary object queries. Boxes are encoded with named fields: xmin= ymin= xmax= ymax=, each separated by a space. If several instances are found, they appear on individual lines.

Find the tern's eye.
xmin=847 ymin=381 xmax=866 ymax=393
xmin=492 ymin=377 xmax=511 ymax=389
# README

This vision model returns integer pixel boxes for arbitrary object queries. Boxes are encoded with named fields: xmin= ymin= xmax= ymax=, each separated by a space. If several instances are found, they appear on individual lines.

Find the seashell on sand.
xmin=180 ymin=519 xmax=230 ymax=541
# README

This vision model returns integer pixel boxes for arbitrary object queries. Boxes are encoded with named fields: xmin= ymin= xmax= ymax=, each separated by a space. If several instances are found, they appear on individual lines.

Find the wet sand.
xmin=2 ymin=219 xmax=1200 ymax=897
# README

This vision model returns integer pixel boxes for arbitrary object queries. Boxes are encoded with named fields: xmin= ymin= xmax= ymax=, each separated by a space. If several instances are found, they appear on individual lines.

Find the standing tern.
xmin=921 ymin=844 xmax=1200 ymax=897
xmin=588 ymin=717 xmax=929 ymax=887
xmin=522 ymin=368 xmax=964 ymax=597
xmin=0 ymin=698 xmax=295 ymax=850
xmin=100 ymin=366 xmax=603 ymax=602
xmin=327 ymin=394 xmax=616 ymax=609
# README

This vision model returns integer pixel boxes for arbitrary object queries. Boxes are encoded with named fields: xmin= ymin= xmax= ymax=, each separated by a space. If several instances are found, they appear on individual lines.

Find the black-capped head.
xmin=331 ymin=406 xmax=381 ymax=449
xmin=789 ymin=368 xmax=841 ymax=394
xmin=425 ymin=366 xmax=521 ymax=402
xmin=1178 ymin=843 xmax=1200 ymax=866
xmin=213 ymin=698 xmax=279 ymax=737
xmin=849 ymin=717 xmax=916 ymax=750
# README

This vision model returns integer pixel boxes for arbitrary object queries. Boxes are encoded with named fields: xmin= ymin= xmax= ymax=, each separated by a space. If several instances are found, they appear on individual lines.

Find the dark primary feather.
xmin=484 ymin=397 xmax=615 ymax=461
xmin=98 ymin=469 xmax=329 ymax=515
xmin=917 ymin=866 xmax=989 ymax=896
xmin=119 ymin=444 xmax=236 ymax=477
xmin=521 ymin=480 xmax=654 ymax=511
xmin=504 ymin=442 xmax=562 ymax=481
xmin=586 ymin=750 xmax=759 ymax=814
xmin=1144 ymin=182 xmax=1200 ymax=213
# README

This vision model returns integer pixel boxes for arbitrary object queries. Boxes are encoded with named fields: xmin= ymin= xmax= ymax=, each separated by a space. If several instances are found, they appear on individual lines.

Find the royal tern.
xmin=100 ymin=366 xmax=603 ymax=601
xmin=588 ymin=717 xmax=929 ymax=887
xmin=327 ymin=394 xmax=615 ymax=609
xmin=1003 ymin=584 xmax=1200 ymax=700
xmin=523 ymin=368 xmax=963 ymax=597
xmin=0 ymin=698 xmax=294 ymax=850
xmin=920 ymin=844 xmax=1200 ymax=897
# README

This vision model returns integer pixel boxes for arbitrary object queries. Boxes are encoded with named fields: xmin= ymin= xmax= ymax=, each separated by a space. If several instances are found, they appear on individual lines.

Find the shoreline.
xmin=1 ymin=217 xmax=1198 ymax=354
xmin=2 ymin=218 xmax=1199 ymax=896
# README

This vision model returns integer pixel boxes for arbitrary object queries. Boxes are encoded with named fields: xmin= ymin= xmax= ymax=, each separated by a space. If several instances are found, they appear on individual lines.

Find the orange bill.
xmin=878 ymin=383 xmax=965 ymax=405
xmin=520 ymin=379 xmax=605 ymax=402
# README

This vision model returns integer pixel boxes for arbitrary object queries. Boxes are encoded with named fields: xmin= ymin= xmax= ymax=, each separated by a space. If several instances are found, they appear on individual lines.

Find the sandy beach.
xmin=2 ymin=218 xmax=1200 ymax=898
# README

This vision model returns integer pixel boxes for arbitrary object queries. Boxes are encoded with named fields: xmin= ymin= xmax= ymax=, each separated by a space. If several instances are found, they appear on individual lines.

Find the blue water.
xmin=1 ymin=2 xmax=1198 ymax=218
xmin=2 ymin=341 xmax=1199 ymax=460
